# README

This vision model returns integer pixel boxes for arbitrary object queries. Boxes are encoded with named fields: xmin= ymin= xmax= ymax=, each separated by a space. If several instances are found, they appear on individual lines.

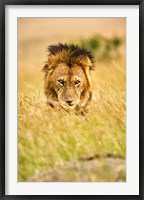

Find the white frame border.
xmin=5 ymin=5 xmax=139 ymax=195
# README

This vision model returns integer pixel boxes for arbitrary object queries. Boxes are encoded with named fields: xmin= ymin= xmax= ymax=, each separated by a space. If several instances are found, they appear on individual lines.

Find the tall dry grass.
xmin=18 ymin=36 xmax=126 ymax=182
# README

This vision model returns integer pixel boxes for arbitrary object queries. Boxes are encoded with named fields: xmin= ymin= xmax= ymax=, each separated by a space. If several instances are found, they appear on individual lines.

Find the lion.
xmin=42 ymin=43 xmax=94 ymax=111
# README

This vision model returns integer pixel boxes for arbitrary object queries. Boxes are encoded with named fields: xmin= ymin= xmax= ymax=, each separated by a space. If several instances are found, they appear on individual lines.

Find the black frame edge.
xmin=0 ymin=0 xmax=143 ymax=199
xmin=0 ymin=0 xmax=143 ymax=5
xmin=0 ymin=0 xmax=5 ymax=199
xmin=139 ymin=0 xmax=144 ymax=199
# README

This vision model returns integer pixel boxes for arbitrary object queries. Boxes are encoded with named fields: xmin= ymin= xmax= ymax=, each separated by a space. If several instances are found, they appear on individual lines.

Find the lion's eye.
xmin=75 ymin=80 xmax=81 ymax=85
xmin=58 ymin=79 xmax=65 ymax=86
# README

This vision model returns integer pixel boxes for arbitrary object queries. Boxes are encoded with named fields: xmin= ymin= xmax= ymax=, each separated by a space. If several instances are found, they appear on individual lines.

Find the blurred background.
xmin=18 ymin=18 xmax=126 ymax=182
xmin=18 ymin=18 xmax=125 ymax=41
xmin=18 ymin=18 xmax=125 ymax=72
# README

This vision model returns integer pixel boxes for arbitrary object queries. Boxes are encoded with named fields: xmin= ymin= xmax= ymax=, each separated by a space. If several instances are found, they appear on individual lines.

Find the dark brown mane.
xmin=43 ymin=43 xmax=94 ymax=110
xmin=48 ymin=43 xmax=94 ymax=64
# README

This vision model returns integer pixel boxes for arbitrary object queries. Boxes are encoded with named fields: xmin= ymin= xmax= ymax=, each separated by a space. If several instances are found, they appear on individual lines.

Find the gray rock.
xmin=28 ymin=154 xmax=126 ymax=182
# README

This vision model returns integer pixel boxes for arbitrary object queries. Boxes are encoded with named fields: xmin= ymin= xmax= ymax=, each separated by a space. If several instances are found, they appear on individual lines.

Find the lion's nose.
xmin=66 ymin=100 xmax=74 ymax=106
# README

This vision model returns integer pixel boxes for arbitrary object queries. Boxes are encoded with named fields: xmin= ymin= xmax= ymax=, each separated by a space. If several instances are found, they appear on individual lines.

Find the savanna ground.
xmin=18 ymin=18 xmax=126 ymax=182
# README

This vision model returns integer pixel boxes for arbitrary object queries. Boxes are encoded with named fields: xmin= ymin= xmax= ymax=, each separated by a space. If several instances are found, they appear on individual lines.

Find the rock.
xmin=28 ymin=154 xmax=126 ymax=182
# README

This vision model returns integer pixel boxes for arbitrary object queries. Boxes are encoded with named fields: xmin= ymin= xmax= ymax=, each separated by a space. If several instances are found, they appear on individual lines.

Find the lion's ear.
xmin=43 ymin=62 xmax=53 ymax=73
xmin=47 ymin=56 xmax=57 ymax=70
xmin=82 ymin=57 xmax=94 ymax=71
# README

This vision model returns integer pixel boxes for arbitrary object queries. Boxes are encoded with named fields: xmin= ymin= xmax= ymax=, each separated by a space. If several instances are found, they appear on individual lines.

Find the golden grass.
xmin=18 ymin=45 xmax=126 ymax=182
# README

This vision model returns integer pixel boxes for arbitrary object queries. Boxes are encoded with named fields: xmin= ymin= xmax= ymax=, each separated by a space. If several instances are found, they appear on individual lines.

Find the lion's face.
xmin=43 ymin=44 xmax=94 ymax=110
xmin=48 ymin=63 xmax=88 ymax=109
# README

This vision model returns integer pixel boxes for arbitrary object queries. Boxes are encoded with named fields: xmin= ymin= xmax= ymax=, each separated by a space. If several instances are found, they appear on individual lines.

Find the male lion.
xmin=42 ymin=43 xmax=94 ymax=110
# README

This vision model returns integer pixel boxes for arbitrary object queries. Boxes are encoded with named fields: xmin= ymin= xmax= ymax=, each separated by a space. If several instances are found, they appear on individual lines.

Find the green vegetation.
xmin=78 ymin=34 xmax=123 ymax=61
xmin=18 ymin=36 xmax=126 ymax=182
